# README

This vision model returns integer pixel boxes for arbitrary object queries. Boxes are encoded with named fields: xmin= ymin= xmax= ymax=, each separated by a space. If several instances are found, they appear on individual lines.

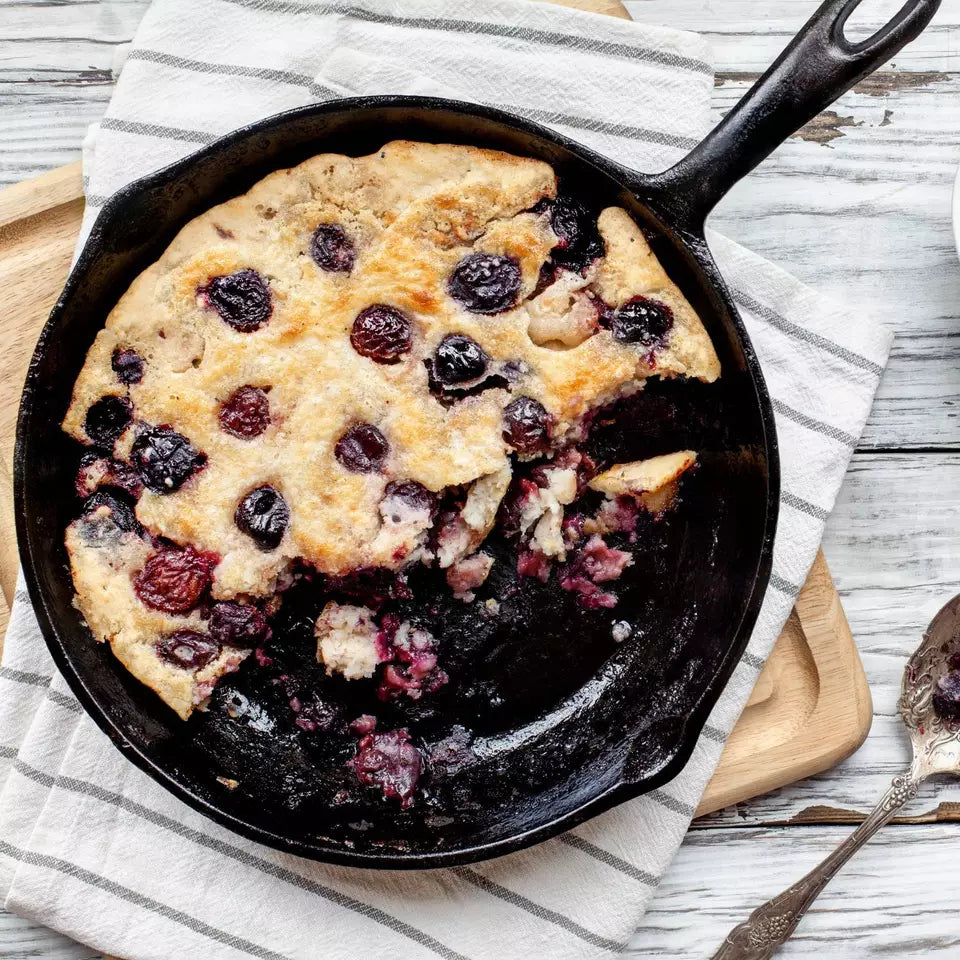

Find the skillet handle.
xmin=645 ymin=0 xmax=941 ymax=232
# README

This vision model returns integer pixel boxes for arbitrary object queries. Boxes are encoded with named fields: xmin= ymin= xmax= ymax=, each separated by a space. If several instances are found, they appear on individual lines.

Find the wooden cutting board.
xmin=0 ymin=0 xmax=873 ymax=823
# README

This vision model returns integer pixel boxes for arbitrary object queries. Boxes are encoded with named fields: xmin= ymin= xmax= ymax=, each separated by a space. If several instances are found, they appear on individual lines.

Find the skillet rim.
xmin=14 ymin=94 xmax=780 ymax=868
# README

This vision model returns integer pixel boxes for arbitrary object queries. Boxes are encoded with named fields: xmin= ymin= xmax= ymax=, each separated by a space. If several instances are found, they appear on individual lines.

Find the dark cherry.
xmin=235 ymin=485 xmax=289 ymax=550
xmin=335 ymin=423 xmax=389 ymax=473
xmin=933 ymin=670 xmax=960 ymax=721
xmin=351 ymin=728 xmax=423 ymax=809
xmin=84 ymin=395 xmax=133 ymax=447
xmin=219 ymin=386 xmax=270 ymax=439
xmin=548 ymin=195 xmax=604 ymax=273
xmin=448 ymin=252 xmax=522 ymax=314
xmin=75 ymin=453 xmax=143 ymax=499
xmin=131 ymin=425 xmax=207 ymax=494
xmin=82 ymin=491 xmax=139 ymax=534
xmin=432 ymin=333 xmax=489 ymax=385
xmin=311 ymin=224 xmax=356 ymax=273
xmin=202 ymin=269 xmax=272 ymax=332
xmin=156 ymin=630 xmax=220 ymax=670
xmin=134 ymin=546 xmax=217 ymax=614
xmin=502 ymin=396 xmax=551 ymax=453
xmin=350 ymin=305 xmax=412 ymax=363
xmin=383 ymin=480 xmax=435 ymax=516
xmin=610 ymin=296 xmax=674 ymax=347
xmin=208 ymin=601 xmax=270 ymax=648
xmin=111 ymin=347 xmax=144 ymax=385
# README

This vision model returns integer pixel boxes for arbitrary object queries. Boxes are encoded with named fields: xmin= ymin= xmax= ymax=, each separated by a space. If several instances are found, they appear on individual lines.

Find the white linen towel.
xmin=0 ymin=1 xmax=893 ymax=958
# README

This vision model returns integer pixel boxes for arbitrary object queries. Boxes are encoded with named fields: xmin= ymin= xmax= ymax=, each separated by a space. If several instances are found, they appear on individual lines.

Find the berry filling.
xmin=134 ymin=545 xmax=218 ymax=614
xmin=208 ymin=601 xmax=270 ymax=648
xmin=84 ymin=395 xmax=133 ymax=447
xmin=375 ymin=615 xmax=448 ymax=702
xmin=502 ymin=396 xmax=552 ymax=454
xmin=111 ymin=347 xmax=144 ymax=385
xmin=201 ymin=269 xmax=272 ymax=332
xmin=609 ymin=296 xmax=674 ymax=347
xmin=156 ymin=630 xmax=220 ymax=670
xmin=131 ymin=425 xmax=207 ymax=494
xmin=335 ymin=423 xmax=389 ymax=473
xmin=430 ymin=333 xmax=490 ymax=386
xmin=547 ymin=195 xmax=605 ymax=274
xmin=310 ymin=224 xmax=356 ymax=273
xmin=81 ymin=491 xmax=140 ymax=535
xmin=933 ymin=670 xmax=960 ymax=721
xmin=219 ymin=386 xmax=271 ymax=439
xmin=448 ymin=252 xmax=522 ymax=314
xmin=75 ymin=453 xmax=143 ymax=499
xmin=350 ymin=728 xmax=423 ymax=808
xmin=350 ymin=305 xmax=412 ymax=363
xmin=235 ymin=485 xmax=289 ymax=550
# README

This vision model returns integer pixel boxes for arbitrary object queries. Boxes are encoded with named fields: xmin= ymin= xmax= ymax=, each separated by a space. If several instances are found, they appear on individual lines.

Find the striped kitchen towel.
xmin=0 ymin=1 xmax=893 ymax=958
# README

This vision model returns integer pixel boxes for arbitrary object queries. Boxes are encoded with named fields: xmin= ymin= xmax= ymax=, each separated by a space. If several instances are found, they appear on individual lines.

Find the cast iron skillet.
xmin=15 ymin=0 xmax=939 ymax=868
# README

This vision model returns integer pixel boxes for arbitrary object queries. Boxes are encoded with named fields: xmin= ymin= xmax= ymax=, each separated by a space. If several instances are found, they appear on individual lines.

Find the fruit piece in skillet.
xmin=61 ymin=140 xmax=717 ymax=802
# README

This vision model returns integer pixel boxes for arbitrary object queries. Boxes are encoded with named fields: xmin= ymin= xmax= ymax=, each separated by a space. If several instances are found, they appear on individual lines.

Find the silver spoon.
xmin=712 ymin=593 xmax=960 ymax=959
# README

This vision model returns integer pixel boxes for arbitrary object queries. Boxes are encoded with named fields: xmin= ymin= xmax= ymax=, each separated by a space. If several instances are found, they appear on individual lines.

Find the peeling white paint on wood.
xmin=1 ymin=0 xmax=959 ymax=956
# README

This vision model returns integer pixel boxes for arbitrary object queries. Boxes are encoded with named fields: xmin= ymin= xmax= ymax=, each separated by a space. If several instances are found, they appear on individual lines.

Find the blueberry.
xmin=383 ymin=480 xmax=435 ymax=516
xmin=82 ymin=491 xmax=139 ymax=534
xmin=610 ymin=296 xmax=674 ymax=347
xmin=351 ymin=728 xmax=423 ymax=809
xmin=156 ymin=630 xmax=220 ymax=670
xmin=311 ymin=224 xmax=356 ymax=273
xmin=432 ymin=334 xmax=489 ymax=385
xmin=350 ymin=305 xmax=412 ymax=363
xmin=335 ymin=424 xmax=389 ymax=474
xmin=219 ymin=386 xmax=270 ymax=439
xmin=448 ymin=253 xmax=522 ymax=314
xmin=208 ymin=601 xmax=270 ymax=648
xmin=548 ymin=196 xmax=605 ymax=273
xmin=84 ymin=396 xmax=133 ymax=447
xmin=235 ymin=485 xmax=289 ymax=550
xmin=203 ymin=269 xmax=272 ymax=332
xmin=502 ymin=396 xmax=551 ymax=453
xmin=111 ymin=347 xmax=144 ymax=385
xmin=131 ymin=425 xmax=207 ymax=494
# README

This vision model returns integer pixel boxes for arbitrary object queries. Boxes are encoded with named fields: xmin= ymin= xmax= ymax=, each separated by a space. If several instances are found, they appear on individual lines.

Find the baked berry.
xmin=208 ymin=601 xmax=270 ymax=648
xmin=131 ymin=425 xmax=207 ymax=494
xmin=111 ymin=347 xmax=144 ymax=385
xmin=502 ymin=396 xmax=551 ymax=453
xmin=933 ymin=670 xmax=960 ymax=721
xmin=448 ymin=252 xmax=522 ymax=314
xmin=156 ymin=630 xmax=220 ymax=670
xmin=549 ymin=195 xmax=604 ymax=273
xmin=335 ymin=424 xmax=389 ymax=473
xmin=235 ymin=485 xmax=289 ymax=550
xmin=75 ymin=454 xmax=143 ymax=499
xmin=383 ymin=480 xmax=435 ymax=517
xmin=134 ymin=545 xmax=217 ymax=614
xmin=84 ymin=396 xmax=133 ymax=447
xmin=202 ymin=269 xmax=272 ymax=332
xmin=351 ymin=728 xmax=422 ymax=809
xmin=432 ymin=333 xmax=489 ymax=385
xmin=219 ymin=386 xmax=270 ymax=439
xmin=311 ymin=224 xmax=356 ymax=273
xmin=350 ymin=305 xmax=412 ymax=363
xmin=82 ymin=491 xmax=139 ymax=534
xmin=610 ymin=296 xmax=674 ymax=347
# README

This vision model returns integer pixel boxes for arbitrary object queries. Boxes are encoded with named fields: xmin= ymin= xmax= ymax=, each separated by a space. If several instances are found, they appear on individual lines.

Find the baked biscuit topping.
xmin=62 ymin=141 xmax=719 ymax=752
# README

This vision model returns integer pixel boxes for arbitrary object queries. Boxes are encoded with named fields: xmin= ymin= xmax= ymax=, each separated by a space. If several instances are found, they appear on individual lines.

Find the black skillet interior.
xmin=15 ymin=0 xmax=940 ymax=867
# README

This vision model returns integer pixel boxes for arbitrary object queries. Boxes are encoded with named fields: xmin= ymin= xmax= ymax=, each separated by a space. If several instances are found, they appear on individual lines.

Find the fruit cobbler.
xmin=62 ymin=141 xmax=719 ymax=809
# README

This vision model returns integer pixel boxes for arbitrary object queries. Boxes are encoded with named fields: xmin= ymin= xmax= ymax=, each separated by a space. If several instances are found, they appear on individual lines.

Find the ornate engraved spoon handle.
xmin=711 ymin=772 xmax=923 ymax=960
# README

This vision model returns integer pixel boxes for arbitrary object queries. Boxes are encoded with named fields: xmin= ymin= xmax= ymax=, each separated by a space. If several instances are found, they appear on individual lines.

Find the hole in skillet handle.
xmin=640 ymin=0 xmax=941 ymax=235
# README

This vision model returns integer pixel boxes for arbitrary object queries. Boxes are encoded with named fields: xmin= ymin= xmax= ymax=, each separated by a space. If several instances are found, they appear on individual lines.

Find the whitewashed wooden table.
xmin=2 ymin=0 xmax=960 ymax=956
